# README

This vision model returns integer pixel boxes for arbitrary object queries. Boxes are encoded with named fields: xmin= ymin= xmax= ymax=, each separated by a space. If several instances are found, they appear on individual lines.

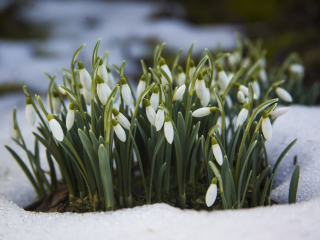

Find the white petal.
xmin=49 ymin=119 xmax=64 ymax=141
xmin=195 ymin=79 xmax=206 ymax=100
xmin=98 ymin=65 xmax=109 ymax=84
xmin=122 ymin=84 xmax=132 ymax=106
xmin=269 ymin=107 xmax=290 ymax=118
xmin=289 ymin=64 xmax=304 ymax=77
xmin=275 ymin=87 xmax=292 ymax=102
xmin=237 ymin=91 xmax=245 ymax=103
xmin=236 ymin=108 xmax=248 ymax=128
xmin=155 ymin=109 xmax=164 ymax=131
xmin=66 ymin=110 xmax=75 ymax=130
xmin=83 ymin=88 xmax=91 ymax=106
xmin=189 ymin=67 xmax=195 ymax=81
xmin=251 ymin=81 xmax=260 ymax=98
xmin=173 ymin=84 xmax=186 ymax=101
xmin=79 ymin=68 xmax=92 ymax=91
xmin=117 ymin=113 xmax=131 ymax=130
xmin=164 ymin=121 xmax=174 ymax=144
xmin=239 ymin=85 xmax=249 ymax=96
xmin=137 ymin=81 xmax=146 ymax=98
xmin=59 ymin=86 xmax=66 ymax=95
xmin=107 ymin=72 xmax=115 ymax=89
xmin=114 ymin=123 xmax=126 ymax=142
xmin=225 ymin=95 xmax=233 ymax=108
xmin=146 ymin=106 xmax=156 ymax=125
xmin=97 ymin=83 xmax=111 ymax=105
xmin=52 ymin=97 xmax=61 ymax=114
xmin=259 ymin=69 xmax=268 ymax=83
xmin=12 ymin=129 xmax=19 ymax=140
xmin=218 ymin=71 xmax=229 ymax=91
xmin=26 ymin=104 xmax=36 ymax=126
xmin=262 ymin=117 xmax=272 ymax=141
xmin=161 ymin=64 xmax=172 ymax=81
xmin=200 ymin=88 xmax=210 ymax=107
xmin=212 ymin=144 xmax=223 ymax=166
xmin=150 ymin=93 xmax=159 ymax=111
xmin=178 ymin=72 xmax=185 ymax=86
xmin=192 ymin=107 xmax=211 ymax=117
xmin=205 ymin=184 xmax=217 ymax=207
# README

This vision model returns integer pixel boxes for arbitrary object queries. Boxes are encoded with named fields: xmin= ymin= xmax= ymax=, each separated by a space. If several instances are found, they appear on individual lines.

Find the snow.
xmin=1 ymin=101 xmax=320 ymax=239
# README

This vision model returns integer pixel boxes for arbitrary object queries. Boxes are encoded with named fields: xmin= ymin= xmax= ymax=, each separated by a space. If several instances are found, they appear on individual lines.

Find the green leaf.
xmin=156 ymin=162 xmax=167 ymax=201
xmin=289 ymin=164 xmax=300 ymax=204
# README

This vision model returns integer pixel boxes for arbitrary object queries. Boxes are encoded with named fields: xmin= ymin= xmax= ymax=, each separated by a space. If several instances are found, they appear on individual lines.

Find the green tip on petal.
xmin=160 ymin=58 xmax=166 ymax=66
xmin=52 ymin=90 xmax=59 ymax=97
xmin=140 ymin=75 xmax=146 ymax=81
xmin=190 ymin=60 xmax=195 ymax=68
xmin=69 ymin=102 xmax=74 ymax=110
xmin=112 ymin=108 xmax=119 ymax=116
xmin=97 ymin=57 xmax=103 ymax=65
xmin=144 ymin=98 xmax=151 ymax=107
xmin=120 ymin=77 xmax=127 ymax=85
xmin=211 ymin=177 xmax=217 ymax=185
xmin=164 ymin=115 xmax=170 ymax=122
xmin=177 ymin=66 xmax=183 ymax=73
xmin=198 ymin=72 xmax=204 ymax=80
xmin=111 ymin=118 xmax=118 ymax=126
xmin=234 ymin=82 xmax=241 ymax=88
xmin=106 ymin=67 xmax=111 ymax=73
xmin=77 ymin=61 xmax=84 ymax=69
xmin=217 ymin=64 xmax=223 ymax=72
xmin=96 ymin=75 xmax=104 ymax=84
xmin=47 ymin=114 xmax=54 ymax=121
xmin=26 ymin=97 xmax=32 ymax=105
xmin=153 ymin=85 xmax=159 ymax=93
xmin=262 ymin=110 xmax=268 ymax=118
xmin=211 ymin=137 xmax=218 ymax=145
xmin=209 ymin=107 xmax=219 ymax=113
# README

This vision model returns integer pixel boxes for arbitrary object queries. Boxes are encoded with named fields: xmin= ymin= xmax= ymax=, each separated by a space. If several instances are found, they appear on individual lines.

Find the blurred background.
xmin=0 ymin=0 xmax=319 ymax=103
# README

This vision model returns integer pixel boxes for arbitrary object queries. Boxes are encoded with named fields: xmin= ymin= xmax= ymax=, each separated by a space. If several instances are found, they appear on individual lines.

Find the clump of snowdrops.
xmin=6 ymin=36 xmax=301 ymax=212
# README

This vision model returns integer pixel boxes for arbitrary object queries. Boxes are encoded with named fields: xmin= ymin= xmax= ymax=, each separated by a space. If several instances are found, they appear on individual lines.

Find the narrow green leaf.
xmin=289 ymin=164 xmax=300 ymax=204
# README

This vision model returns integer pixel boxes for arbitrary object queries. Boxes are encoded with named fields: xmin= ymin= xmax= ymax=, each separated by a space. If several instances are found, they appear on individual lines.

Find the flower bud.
xmin=195 ymin=72 xmax=206 ymax=100
xmin=97 ymin=58 xmax=109 ymax=84
xmin=177 ymin=66 xmax=185 ymax=86
xmin=111 ymin=118 xmax=126 ymax=142
xmin=155 ymin=108 xmax=165 ymax=131
xmin=25 ymin=97 xmax=36 ymax=126
xmin=211 ymin=137 xmax=223 ymax=166
xmin=274 ymin=86 xmax=292 ymax=102
xmin=137 ymin=75 xmax=146 ymax=98
xmin=250 ymin=76 xmax=260 ymax=98
xmin=150 ymin=86 xmax=160 ymax=110
xmin=78 ymin=61 xmax=92 ymax=91
xmin=164 ymin=115 xmax=173 ymax=144
xmin=144 ymin=99 xmax=156 ymax=125
xmin=173 ymin=84 xmax=186 ymax=102
xmin=189 ymin=60 xmax=195 ymax=81
xmin=237 ymin=91 xmax=245 ymax=103
xmin=96 ymin=76 xmax=111 ymax=105
xmin=47 ymin=114 xmax=63 ymax=141
xmin=66 ymin=102 xmax=75 ymax=130
xmin=205 ymin=179 xmax=218 ymax=207
xmin=269 ymin=107 xmax=290 ymax=118
xmin=200 ymin=87 xmax=210 ymax=107
xmin=192 ymin=107 xmax=219 ymax=118
xmin=112 ymin=108 xmax=130 ymax=130
xmin=106 ymin=67 xmax=115 ymax=89
xmin=217 ymin=64 xmax=229 ymax=91
xmin=262 ymin=110 xmax=272 ymax=141
xmin=121 ymin=78 xmax=132 ymax=106
xmin=52 ymin=91 xmax=61 ymax=114
xmin=236 ymin=103 xmax=249 ymax=128
xmin=160 ymin=58 xmax=172 ymax=82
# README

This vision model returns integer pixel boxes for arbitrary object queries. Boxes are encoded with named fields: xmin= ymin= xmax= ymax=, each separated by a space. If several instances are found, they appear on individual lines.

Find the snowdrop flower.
xmin=160 ymin=57 xmax=172 ymax=82
xmin=234 ymin=83 xmax=257 ymax=99
xmin=96 ymin=75 xmax=111 ymax=105
xmin=189 ymin=60 xmax=195 ymax=81
xmin=164 ymin=115 xmax=174 ymax=144
xmin=66 ymin=102 xmax=75 ymax=130
xmin=236 ymin=103 xmax=250 ymax=128
xmin=112 ymin=108 xmax=130 ymax=130
xmin=25 ymin=97 xmax=36 ymax=126
xmin=262 ymin=110 xmax=272 ymax=141
xmin=192 ymin=107 xmax=219 ymax=118
xmin=200 ymin=87 xmax=210 ymax=107
xmin=78 ymin=61 xmax=92 ymax=91
xmin=97 ymin=58 xmax=109 ymax=84
xmin=144 ymin=99 xmax=156 ymax=125
xmin=137 ymin=75 xmax=146 ymax=98
xmin=242 ymin=57 xmax=251 ymax=68
xmin=150 ymin=86 xmax=160 ymax=110
xmin=52 ymin=91 xmax=61 ymax=114
xmin=111 ymin=119 xmax=126 ymax=142
xmin=47 ymin=114 xmax=63 ymax=141
xmin=258 ymin=68 xmax=268 ymax=84
xmin=177 ymin=66 xmax=185 ymax=86
xmin=12 ymin=126 xmax=19 ymax=141
xmin=205 ymin=178 xmax=218 ymax=207
xmin=225 ymin=95 xmax=233 ymax=108
xmin=273 ymin=86 xmax=292 ymax=102
xmin=195 ymin=72 xmax=206 ymax=100
xmin=269 ymin=107 xmax=290 ymax=118
xmin=228 ymin=53 xmax=238 ymax=67
xmin=289 ymin=64 xmax=304 ymax=79
xmin=106 ymin=67 xmax=115 ymax=89
xmin=121 ymin=78 xmax=132 ymax=106
xmin=173 ymin=84 xmax=186 ymax=102
xmin=83 ymin=88 xmax=91 ymax=106
xmin=237 ymin=90 xmax=245 ymax=103
xmin=250 ymin=76 xmax=260 ymax=98
xmin=217 ymin=64 xmax=229 ymax=91
xmin=59 ymin=85 xmax=67 ymax=95
xmin=155 ymin=106 xmax=165 ymax=131
xmin=211 ymin=137 xmax=223 ymax=166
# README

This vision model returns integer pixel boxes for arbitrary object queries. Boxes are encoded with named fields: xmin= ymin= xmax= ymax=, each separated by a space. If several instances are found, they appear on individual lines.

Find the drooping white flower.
xmin=66 ymin=102 xmax=75 ymax=130
xmin=106 ymin=67 xmax=115 ymax=89
xmin=112 ymin=108 xmax=131 ymax=130
xmin=59 ymin=85 xmax=67 ymax=95
xmin=258 ymin=68 xmax=268 ymax=84
xmin=189 ymin=60 xmax=195 ymax=81
xmin=173 ymin=84 xmax=186 ymax=102
xmin=96 ymin=76 xmax=111 ymax=105
xmin=97 ymin=60 xmax=109 ymax=84
xmin=242 ymin=57 xmax=251 ymax=68
xmin=121 ymin=78 xmax=132 ymax=106
xmin=155 ymin=108 xmax=165 ymax=131
xmin=164 ymin=115 xmax=174 ymax=144
xmin=269 ymin=107 xmax=290 ymax=118
xmin=78 ymin=61 xmax=92 ymax=91
xmin=177 ymin=66 xmax=185 ymax=86
xmin=195 ymin=72 xmax=206 ymax=100
xmin=137 ymin=75 xmax=146 ymax=98
xmin=25 ymin=97 xmax=36 ymax=126
xmin=225 ymin=94 xmax=233 ymax=108
xmin=144 ymin=99 xmax=156 ymax=125
xmin=200 ymin=87 xmax=210 ymax=107
xmin=234 ymin=83 xmax=257 ymax=99
xmin=48 ymin=114 xmax=64 ymax=141
xmin=237 ymin=90 xmax=245 ymax=103
xmin=205 ymin=180 xmax=218 ymax=207
xmin=217 ymin=64 xmax=229 ymax=91
xmin=289 ymin=63 xmax=304 ymax=79
xmin=150 ymin=86 xmax=160 ymax=111
xmin=160 ymin=57 xmax=172 ymax=82
xmin=262 ymin=110 xmax=272 ymax=141
xmin=83 ymin=88 xmax=91 ymax=106
xmin=236 ymin=103 xmax=249 ymax=128
xmin=274 ymin=86 xmax=292 ymax=102
xmin=111 ymin=119 xmax=126 ymax=142
xmin=228 ymin=53 xmax=238 ymax=67
xmin=211 ymin=137 xmax=223 ymax=166
xmin=192 ymin=107 xmax=219 ymax=118
xmin=250 ymin=77 xmax=260 ymax=98
xmin=12 ymin=126 xmax=19 ymax=141
xmin=52 ymin=91 xmax=61 ymax=114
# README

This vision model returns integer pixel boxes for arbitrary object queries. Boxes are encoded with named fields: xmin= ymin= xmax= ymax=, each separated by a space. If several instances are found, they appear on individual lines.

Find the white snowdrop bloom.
xmin=228 ymin=53 xmax=238 ymax=67
xmin=289 ymin=63 xmax=304 ymax=78
xmin=211 ymin=137 xmax=223 ymax=166
xmin=258 ymin=68 xmax=268 ymax=84
xmin=96 ymin=76 xmax=111 ymax=105
xmin=173 ymin=84 xmax=186 ymax=102
xmin=155 ymin=109 xmax=165 ymax=131
xmin=177 ymin=66 xmax=185 ymax=86
xmin=195 ymin=73 xmax=206 ymax=100
xmin=160 ymin=58 xmax=172 ymax=81
xmin=251 ymin=78 xmax=260 ymax=98
xmin=121 ymin=78 xmax=132 ymax=106
xmin=25 ymin=97 xmax=36 ymax=126
xmin=52 ymin=92 xmax=61 ymax=114
xmin=144 ymin=99 xmax=156 ymax=125
xmin=228 ymin=73 xmax=234 ymax=81
xmin=200 ymin=87 xmax=210 ymax=107
xmin=48 ymin=114 xmax=63 ymax=142
xmin=189 ymin=60 xmax=195 ymax=81
xmin=150 ymin=86 xmax=160 ymax=111
xmin=274 ymin=86 xmax=292 ymax=102
xmin=235 ymin=83 xmax=257 ymax=99
xmin=236 ymin=103 xmax=249 ymax=128
xmin=225 ymin=94 xmax=233 ymax=108
xmin=59 ymin=85 xmax=67 ymax=95
xmin=217 ymin=64 xmax=229 ymax=91
xmin=106 ymin=67 xmax=115 ymax=89
xmin=12 ymin=127 xmax=19 ymax=141
xmin=192 ymin=107 xmax=219 ymax=118
xmin=205 ymin=181 xmax=218 ymax=207
xmin=242 ymin=57 xmax=251 ymax=68
xmin=112 ymin=108 xmax=131 ymax=130
xmin=164 ymin=116 xmax=174 ymax=144
xmin=262 ymin=110 xmax=272 ymax=141
xmin=237 ymin=90 xmax=245 ymax=103
xmin=97 ymin=61 xmax=109 ymax=84
xmin=83 ymin=88 xmax=91 ymax=106
xmin=66 ymin=102 xmax=75 ymax=130
xmin=111 ymin=119 xmax=126 ymax=142
xmin=137 ymin=75 xmax=146 ymax=98
xmin=269 ymin=107 xmax=290 ymax=118
xmin=78 ymin=61 xmax=92 ymax=91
